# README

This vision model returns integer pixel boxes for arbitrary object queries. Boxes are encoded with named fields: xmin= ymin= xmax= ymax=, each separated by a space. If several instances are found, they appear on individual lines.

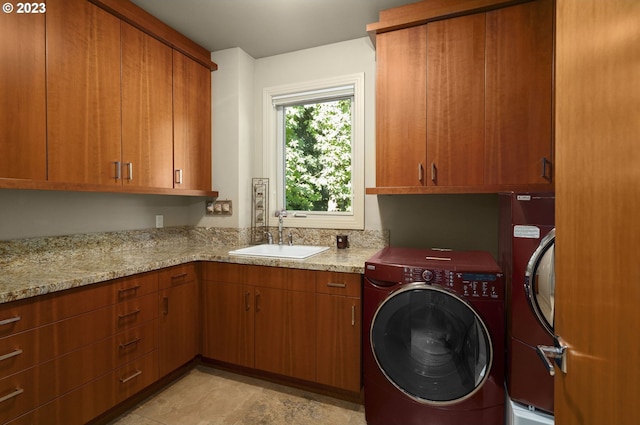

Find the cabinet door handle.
xmin=351 ymin=305 xmax=356 ymax=326
xmin=114 ymin=161 xmax=122 ymax=180
xmin=255 ymin=292 xmax=261 ymax=312
xmin=0 ymin=388 xmax=24 ymax=404
xmin=119 ymin=337 xmax=141 ymax=350
xmin=118 ymin=285 xmax=141 ymax=296
xmin=120 ymin=370 xmax=142 ymax=384
xmin=245 ymin=292 xmax=251 ymax=311
xmin=163 ymin=296 xmax=169 ymax=315
xmin=327 ymin=283 xmax=346 ymax=288
xmin=175 ymin=169 xmax=183 ymax=185
xmin=541 ymin=157 xmax=552 ymax=181
xmin=431 ymin=162 xmax=437 ymax=183
xmin=118 ymin=309 xmax=141 ymax=320
xmin=0 ymin=348 xmax=23 ymax=361
xmin=171 ymin=273 xmax=188 ymax=284
xmin=418 ymin=163 xmax=424 ymax=183
xmin=0 ymin=316 xmax=21 ymax=326
xmin=126 ymin=162 xmax=133 ymax=181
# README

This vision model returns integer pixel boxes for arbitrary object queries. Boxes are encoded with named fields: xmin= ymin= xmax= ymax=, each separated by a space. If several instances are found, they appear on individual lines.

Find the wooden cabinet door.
xmin=201 ymin=281 xmax=255 ymax=368
xmin=46 ymin=0 xmax=122 ymax=186
xmin=316 ymin=294 xmax=361 ymax=392
xmin=159 ymin=280 xmax=198 ymax=376
xmin=427 ymin=14 xmax=485 ymax=187
xmin=485 ymin=0 xmax=554 ymax=185
xmin=0 ymin=8 xmax=46 ymax=180
xmin=254 ymin=287 xmax=316 ymax=382
xmin=173 ymin=50 xmax=212 ymax=191
xmin=375 ymin=25 xmax=427 ymax=188
xmin=121 ymin=22 xmax=174 ymax=190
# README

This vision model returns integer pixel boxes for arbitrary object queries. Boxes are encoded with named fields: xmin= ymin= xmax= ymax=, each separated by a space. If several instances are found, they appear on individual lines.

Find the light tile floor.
xmin=108 ymin=365 xmax=367 ymax=425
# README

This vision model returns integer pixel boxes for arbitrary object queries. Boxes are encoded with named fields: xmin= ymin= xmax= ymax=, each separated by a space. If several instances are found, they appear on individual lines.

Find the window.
xmin=263 ymin=74 xmax=364 ymax=229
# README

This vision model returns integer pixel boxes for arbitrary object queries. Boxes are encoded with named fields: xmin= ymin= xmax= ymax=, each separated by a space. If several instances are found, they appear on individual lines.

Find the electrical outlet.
xmin=155 ymin=215 xmax=164 ymax=228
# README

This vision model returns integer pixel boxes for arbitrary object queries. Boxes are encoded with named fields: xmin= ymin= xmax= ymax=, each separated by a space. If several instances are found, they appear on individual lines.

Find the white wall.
xmin=0 ymin=189 xmax=200 ymax=241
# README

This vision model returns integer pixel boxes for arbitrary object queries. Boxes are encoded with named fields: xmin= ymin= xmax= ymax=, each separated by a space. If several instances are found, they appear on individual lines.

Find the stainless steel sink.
xmin=228 ymin=244 xmax=330 ymax=260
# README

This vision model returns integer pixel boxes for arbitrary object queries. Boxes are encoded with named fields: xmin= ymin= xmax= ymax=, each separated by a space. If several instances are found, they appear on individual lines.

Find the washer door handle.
xmin=536 ymin=336 xmax=568 ymax=376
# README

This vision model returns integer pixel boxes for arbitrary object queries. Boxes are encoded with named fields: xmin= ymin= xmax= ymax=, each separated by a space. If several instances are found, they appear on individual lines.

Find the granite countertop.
xmin=0 ymin=241 xmax=382 ymax=304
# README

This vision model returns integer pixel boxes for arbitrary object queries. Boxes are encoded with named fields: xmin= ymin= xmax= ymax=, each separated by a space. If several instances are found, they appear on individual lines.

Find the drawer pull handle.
xmin=118 ymin=309 xmax=141 ymax=320
xmin=245 ymin=292 xmax=251 ymax=311
xmin=119 ymin=338 xmax=141 ymax=350
xmin=120 ymin=370 xmax=142 ymax=384
xmin=171 ymin=273 xmax=188 ymax=280
xmin=0 ymin=316 xmax=21 ymax=326
xmin=0 ymin=348 xmax=23 ymax=361
xmin=118 ymin=285 xmax=141 ymax=295
xmin=0 ymin=388 xmax=24 ymax=404
xmin=327 ymin=283 xmax=346 ymax=288
xmin=351 ymin=305 xmax=356 ymax=326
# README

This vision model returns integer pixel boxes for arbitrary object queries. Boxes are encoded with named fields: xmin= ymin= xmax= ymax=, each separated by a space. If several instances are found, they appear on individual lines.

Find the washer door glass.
xmin=370 ymin=284 xmax=492 ymax=405
xmin=526 ymin=228 xmax=555 ymax=334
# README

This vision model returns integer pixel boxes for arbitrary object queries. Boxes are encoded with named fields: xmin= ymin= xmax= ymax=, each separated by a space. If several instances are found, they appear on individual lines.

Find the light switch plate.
xmin=207 ymin=200 xmax=232 ymax=216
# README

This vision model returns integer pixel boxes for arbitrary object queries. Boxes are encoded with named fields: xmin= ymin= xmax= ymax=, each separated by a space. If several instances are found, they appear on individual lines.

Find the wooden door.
xmin=316 ymin=294 xmax=361 ymax=392
xmin=173 ymin=50 xmax=212 ymax=191
xmin=46 ymin=0 xmax=122 ymax=185
xmin=0 ymin=7 xmax=46 ymax=180
xmin=485 ymin=0 xmax=554 ymax=186
xmin=121 ymin=22 xmax=174 ymax=190
xmin=375 ymin=25 xmax=427 ymax=188
xmin=426 ymin=13 xmax=485 ymax=187
xmin=201 ymin=280 xmax=255 ymax=368
xmin=254 ymin=287 xmax=316 ymax=382
xmin=159 ymin=280 xmax=198 ymax=376
xmin=555 ymin=0 xmax=640 ymax=423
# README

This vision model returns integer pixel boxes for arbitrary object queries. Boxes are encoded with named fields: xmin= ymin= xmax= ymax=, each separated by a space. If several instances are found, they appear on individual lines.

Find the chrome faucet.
xmin=275 ymin=209 xmax=287 ymax=245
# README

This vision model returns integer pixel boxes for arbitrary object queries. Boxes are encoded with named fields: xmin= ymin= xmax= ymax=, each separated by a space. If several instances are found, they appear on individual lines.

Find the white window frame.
xmin=262 ymin=73 xmax=365 ymax=230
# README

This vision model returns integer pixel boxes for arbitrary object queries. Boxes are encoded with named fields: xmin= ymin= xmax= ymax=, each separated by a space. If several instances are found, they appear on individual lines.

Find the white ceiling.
xmin=129 ymin=0 xmax=420 ymax=59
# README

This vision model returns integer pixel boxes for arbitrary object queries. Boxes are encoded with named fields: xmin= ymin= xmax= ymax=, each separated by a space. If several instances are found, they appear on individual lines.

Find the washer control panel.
xmin=401 ymin=267 xmax=504 ymax=300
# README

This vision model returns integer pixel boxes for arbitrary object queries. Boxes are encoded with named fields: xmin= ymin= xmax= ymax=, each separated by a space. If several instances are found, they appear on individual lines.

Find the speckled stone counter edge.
xmin=0 ymin=227 xmax=388 ymax=304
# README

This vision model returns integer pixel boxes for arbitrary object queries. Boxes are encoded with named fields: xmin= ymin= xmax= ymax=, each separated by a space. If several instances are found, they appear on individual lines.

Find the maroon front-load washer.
xmin=363 ymin=247 xmax=505 ymax=425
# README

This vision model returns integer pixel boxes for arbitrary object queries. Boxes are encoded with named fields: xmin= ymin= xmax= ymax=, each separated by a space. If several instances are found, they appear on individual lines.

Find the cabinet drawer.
xmin=7 ymin=350 xmax=159 ymax=425
xmin=201 ymin=262 xmax=244 ymax=283
xmin=0 ymin=292 xmax=158 ymax=378
xmin=315 ymin=272 xmax=362 ymax=297
xmin=247 ymin=265 xmax=316 ymax=292
xmin=159 ymin=263 xmax=197 ymax=289
xmin=0 ymin=320 xmax=158 ymax=423
xmin=0 ymin=271 xmax=158 ymax=339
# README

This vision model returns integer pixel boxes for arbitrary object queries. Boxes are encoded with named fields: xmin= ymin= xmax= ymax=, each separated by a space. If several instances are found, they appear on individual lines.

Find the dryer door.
xmin=370 ymin=283 xmax=492 ymax=405
xmin=525 ymin=228 xmax=555 ymax=335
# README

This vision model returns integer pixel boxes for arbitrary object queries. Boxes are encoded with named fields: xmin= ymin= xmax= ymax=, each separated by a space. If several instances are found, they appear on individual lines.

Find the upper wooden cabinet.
xmin=368 ymin=0 xmax=554 ymax=194
xmin=173 ymin=51 xmax=212 ymax=191
xmin=0 ymin=9 xmax=46 ymax=180
xmin=427 ymin=13 xmax=486 ymax=187
xmin=485 ymin=0 xmax=554 ymax=185
xmin=375 ymin=25 xmax=427 ymax=188
xmin=0 ymin=0 xmax=217 ymax=196
xmin=46 ymin=0 xmax=122 ymax=186
xmin=121 ymin=22 xmax=174 ymax=190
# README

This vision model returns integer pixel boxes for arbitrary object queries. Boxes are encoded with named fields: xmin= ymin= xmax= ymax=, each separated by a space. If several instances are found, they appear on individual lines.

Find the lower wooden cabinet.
xmin=1 ymin=261 xmax=360 ymax=424
xmin=0 ymin=272 xmax=159 ymax=424
xmin=158 ymin=264 xmax=199 ymax=376
xmin=201 ymin=263 xmax=362 ymax=393
xmin=315 ymin=272 xmax=362 ymax=393
xmin=8 ymin=351 xmax=159 ymax=425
